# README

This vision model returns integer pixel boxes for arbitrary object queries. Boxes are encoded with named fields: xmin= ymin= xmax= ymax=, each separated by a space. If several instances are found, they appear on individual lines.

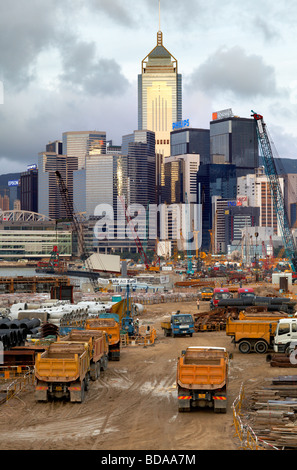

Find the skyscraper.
xmin=210 ymin=109 xmax=259 ymax=177
xmin=138 ymin=29 xmax=182 ymax=160
xmin=62 ymin=131 xmax=106 ymax=170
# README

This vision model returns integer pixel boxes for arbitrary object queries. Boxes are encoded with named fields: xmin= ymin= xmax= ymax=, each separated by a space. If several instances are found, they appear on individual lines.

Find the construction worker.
xmin=196 ymin=298 xmax=200 ymax=311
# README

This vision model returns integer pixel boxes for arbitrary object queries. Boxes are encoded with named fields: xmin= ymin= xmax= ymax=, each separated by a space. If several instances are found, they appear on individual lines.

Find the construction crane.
xmin=119 ymin=196 xmax=160 ymax=271
xmin=55 ymin=171 xmax=99 ymax=292
xmin=251 ymin=111 xmax=297 ymax=273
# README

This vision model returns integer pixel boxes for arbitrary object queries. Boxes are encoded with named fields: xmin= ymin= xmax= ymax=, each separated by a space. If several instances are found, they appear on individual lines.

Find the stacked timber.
xmin=243 ymin=376 xmax=297 ymax=449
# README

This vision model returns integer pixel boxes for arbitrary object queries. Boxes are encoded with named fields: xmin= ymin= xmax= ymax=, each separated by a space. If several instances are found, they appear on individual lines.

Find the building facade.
xmin=62 ymin=131 xmax=106 ymax=170
xmin=138 ymin=30 xmax=182 ymax=160
xmin=210 ymin=109 xmax=259 ymax=177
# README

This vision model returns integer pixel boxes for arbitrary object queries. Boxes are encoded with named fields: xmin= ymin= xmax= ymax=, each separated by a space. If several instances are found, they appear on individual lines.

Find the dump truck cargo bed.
xmin=176 ymin=347 xmax=229 ymax=413
xmin=177 ymin=347 xmax=227 ymax=390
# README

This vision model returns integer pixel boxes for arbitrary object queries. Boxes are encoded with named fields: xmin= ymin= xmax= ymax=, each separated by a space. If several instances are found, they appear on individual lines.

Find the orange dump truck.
xmin=176 ymin=347 xmax=230 ymax=413
xmin=35 ymin=342 xmax=90 ymax=403
xmin=226 ymin=317 xmax=279 ymax=354
xmin=59 ymin=329 xmax=109 ymax=380
xmin=86 ymin=318 xmax=120 ymax=361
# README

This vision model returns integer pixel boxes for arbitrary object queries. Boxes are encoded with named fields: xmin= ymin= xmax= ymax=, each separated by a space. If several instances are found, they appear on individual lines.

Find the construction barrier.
xmin=0 ymin=365 xmax=34 ymax=404
xmin=120 ymin=327 xmax=157 ymax=348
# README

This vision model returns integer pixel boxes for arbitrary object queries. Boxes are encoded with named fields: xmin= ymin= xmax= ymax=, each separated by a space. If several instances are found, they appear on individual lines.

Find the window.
xmin=278 ymin=323 xmax=290 ymax=335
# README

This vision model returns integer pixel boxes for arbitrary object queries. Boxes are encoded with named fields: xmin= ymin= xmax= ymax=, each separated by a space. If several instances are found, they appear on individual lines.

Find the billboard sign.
xmin=172 ymin=119 xmax=189 ymax=131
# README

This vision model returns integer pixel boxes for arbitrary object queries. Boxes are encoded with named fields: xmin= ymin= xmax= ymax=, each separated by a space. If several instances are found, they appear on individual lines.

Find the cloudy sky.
xmin=1 ymin=0 xmax=297 ymax=173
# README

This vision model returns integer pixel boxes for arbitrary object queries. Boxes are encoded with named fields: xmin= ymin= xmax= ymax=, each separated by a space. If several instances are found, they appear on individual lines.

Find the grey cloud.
xmin=254 ymin=17 xmax=279 ymax=42
xmin=59 ymin=38 xmax=131 ymax=96
xmin=186 ymin=46 xmax=279 ymax=99
xmin=89 ymin=0 xmax=135 ymax=27
xmin=0 ymin=0 xmax=64 ymax=89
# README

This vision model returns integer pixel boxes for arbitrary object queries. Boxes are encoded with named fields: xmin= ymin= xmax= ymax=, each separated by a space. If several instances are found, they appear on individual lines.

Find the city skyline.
xmin=0 ymin=0 xmax=297 ymax=174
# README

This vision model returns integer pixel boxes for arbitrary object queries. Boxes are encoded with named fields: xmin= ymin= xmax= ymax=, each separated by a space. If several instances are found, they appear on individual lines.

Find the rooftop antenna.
xmin=159 ymin=0 xmax=161 ymax=31
xmin=157 ymin=0 xmax=162 ymax=45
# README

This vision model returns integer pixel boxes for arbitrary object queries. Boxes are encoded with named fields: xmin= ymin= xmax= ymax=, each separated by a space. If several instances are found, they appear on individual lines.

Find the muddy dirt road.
xmin=0 ymin=300 xmax=292 ymax=451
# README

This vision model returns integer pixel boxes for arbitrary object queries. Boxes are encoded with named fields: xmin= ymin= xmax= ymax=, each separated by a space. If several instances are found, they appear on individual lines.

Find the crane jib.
xmin=251 ymin=111 xmax=297 ymax=273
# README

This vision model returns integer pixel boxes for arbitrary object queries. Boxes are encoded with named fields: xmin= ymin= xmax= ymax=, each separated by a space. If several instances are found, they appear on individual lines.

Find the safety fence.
xmin=0 ymin=365 xmax=34 ymax=405
xmin=232 ymin=383 xmax=279 ymax=450
xmin=120 ymin=326 xmax=157 ymax=348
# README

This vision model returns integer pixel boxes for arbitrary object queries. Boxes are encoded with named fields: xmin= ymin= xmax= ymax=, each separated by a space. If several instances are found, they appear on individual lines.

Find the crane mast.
xmin=251 ymin=111 xmax=297 ymax=272
xmin=55 ymin=171 xmax=99 ymax=292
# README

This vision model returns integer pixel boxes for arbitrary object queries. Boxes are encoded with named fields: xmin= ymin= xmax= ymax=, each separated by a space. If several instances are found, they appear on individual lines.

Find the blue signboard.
xmin=8 ymin=180 xmax=19 ymax=186
xmin=172 ymin=119 xmax=189 ymax=131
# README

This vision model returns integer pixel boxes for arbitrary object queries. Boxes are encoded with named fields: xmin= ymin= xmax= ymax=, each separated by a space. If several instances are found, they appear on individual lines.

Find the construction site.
xmin=1 ymin=113 xmax=297 ymax=452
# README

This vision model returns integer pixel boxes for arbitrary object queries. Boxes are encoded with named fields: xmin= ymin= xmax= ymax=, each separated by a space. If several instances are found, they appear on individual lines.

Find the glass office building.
xmin=62 ymin=131 xmax=106 ymax=170
xmin=210 ymin=115 xmax=259 ymax=177
xmin=197 ymin=163 xmax=237 ymax=250
xmin=171 ymin=128 xmax=210 ymax=164
xmin=138 ymin=31 xmax=182 ymax=160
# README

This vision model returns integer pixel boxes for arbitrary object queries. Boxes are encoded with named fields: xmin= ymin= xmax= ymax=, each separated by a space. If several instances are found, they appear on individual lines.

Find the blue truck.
xmin=161 ymin=313 xmax=195 ymax=337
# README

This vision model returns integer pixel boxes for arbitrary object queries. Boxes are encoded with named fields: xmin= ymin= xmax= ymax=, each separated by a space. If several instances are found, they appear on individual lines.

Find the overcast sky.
xmin=1 ymin=0 xmax=297 ymax=173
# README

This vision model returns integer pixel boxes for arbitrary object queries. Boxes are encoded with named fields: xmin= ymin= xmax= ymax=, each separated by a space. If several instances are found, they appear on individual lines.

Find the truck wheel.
xmin=255 ymin=340 xmax=268 ymax=354
xmin=238 ymin=340 xmax=251 ymax=354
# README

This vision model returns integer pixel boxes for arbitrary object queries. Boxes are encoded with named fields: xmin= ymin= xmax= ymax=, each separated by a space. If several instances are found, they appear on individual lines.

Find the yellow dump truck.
xmin=58 ymin=329 xmax=109 ymax=380
xmin=35 ymin=342 xmax=90 ymax=402
xmin=198 ymin=287 xmax=214 ymax=301
xmin=176 ymin=346 xmax=230 ymax=413
xmin=226 ymin=317 xmax=279 ymax=354
xmin=86 ymin=318 xmax=121 ymax=361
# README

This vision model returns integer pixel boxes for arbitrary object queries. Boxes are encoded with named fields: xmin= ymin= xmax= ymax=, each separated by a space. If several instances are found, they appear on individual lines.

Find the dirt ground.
xmin=0 ymin=299 xmax=294 ymax=451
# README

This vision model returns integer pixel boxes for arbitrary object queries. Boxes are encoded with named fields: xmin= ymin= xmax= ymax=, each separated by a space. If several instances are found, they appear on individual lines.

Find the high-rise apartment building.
xmin=237 ymin=167 xmax=284 ymax=235
xmin=210 ymin=109 xmax=259 ymax=177
xmin=138 ymin=30 xmax=182 ymax=160
xmin=62 ymin=131 xmax=106 ymax=170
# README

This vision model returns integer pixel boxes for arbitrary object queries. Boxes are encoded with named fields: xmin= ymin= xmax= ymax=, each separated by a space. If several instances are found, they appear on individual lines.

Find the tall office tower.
xmin=20 ymin=168 xmax=38 ymax=213
xmin=138 ymin=30 xmax=182 ymax=161
xmin=38 ymin=152 xmax=78 ymax=220
xmin=62 ymin=131 xmax=106 ymax=170
xmin=163 ymin=154 xmax=200 ymax=204
xmin=74 ymin=154 xmax=128 ymax=219
xmin=237 ymin=167 xmax=284 ymax=235
xmin=170 ymin=127 xmax=210 ymax=164
xmin=197 ymin=163 xmax=237 ymax=250
xmin=122 ymin=130 xmax=156 ymax=207
xmin=46 ymin=140 xmax=63 ymax=154
xmin=210 ymin=109 xmax=259 ymax=177
xmin=282 ymin=174 xmax=297 ymax=227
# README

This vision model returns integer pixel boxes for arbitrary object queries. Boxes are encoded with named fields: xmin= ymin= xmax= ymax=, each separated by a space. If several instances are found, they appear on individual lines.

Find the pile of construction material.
xmin=267 ymin=353 xmax=297 ymax=368
xmin=0 ymin=317 xmax=40 ymax=350
xmin=245 ymin=376 xmax=297 ymax=449
xmin=193 ymin=308 xmax=230 ymax=332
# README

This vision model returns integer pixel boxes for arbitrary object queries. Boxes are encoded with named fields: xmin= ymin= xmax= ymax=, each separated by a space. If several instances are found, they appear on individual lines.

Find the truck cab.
xmin=211 ymin=288 xmax=232 ymax=309
xmin=273 ymin=318 xmax=297 ymax=353
xmin=238 ymin=287 xmax=255 ymax=299
xmin=161 ymin=313 xmax=195 ymax=337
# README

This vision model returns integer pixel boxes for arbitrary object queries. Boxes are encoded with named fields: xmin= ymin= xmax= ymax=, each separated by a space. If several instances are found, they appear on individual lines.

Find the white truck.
xmin=273 ymin=318 xmax=297 ymax=354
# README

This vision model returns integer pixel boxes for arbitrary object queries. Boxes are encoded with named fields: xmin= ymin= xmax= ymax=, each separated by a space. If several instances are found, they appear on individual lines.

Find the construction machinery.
xmin=58 ymin=329 xmax=109 ymax=380
xmin=161 ymin=313 xmax=195 ymax=337
xmin=226 ymin=317 xmax=280 ymax=354
xmin=251 ymin=111 xmax=297 ymax=275
xmin=85 ymin=317 xmax=121 ymax=361
xmin=55 ymin=170 xmax=99 ymax=292
xmin=35 ymin=342 xmax=90 ymax=402
xmin=176 ymin=346 xmax=230 ymax=413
